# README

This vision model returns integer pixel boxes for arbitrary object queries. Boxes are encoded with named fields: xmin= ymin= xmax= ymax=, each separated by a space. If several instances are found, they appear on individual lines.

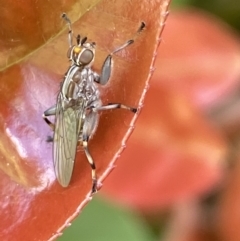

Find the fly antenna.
xmin=76 ymin=34 xmax=81 ymax=45
xmin=81 ymin=36 xmax=88 ymax=46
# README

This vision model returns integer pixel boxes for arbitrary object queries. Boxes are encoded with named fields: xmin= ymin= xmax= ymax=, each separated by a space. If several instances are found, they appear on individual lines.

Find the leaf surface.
xmin=0 ymin=0 xmax=170 ymax=240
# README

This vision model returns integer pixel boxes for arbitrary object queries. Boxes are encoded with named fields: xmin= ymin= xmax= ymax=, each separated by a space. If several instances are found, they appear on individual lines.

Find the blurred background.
xmin=59 ymin=0 xmax=240 ymax=240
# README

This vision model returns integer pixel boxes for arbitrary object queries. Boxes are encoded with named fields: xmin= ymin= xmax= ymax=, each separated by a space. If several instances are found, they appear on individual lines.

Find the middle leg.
xmin=93 ymin=103 xmax=138 ymax=113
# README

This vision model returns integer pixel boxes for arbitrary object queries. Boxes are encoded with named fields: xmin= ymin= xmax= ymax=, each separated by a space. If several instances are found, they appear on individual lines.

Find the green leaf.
xmin=58 ymin=197 xmax=154 ymax=241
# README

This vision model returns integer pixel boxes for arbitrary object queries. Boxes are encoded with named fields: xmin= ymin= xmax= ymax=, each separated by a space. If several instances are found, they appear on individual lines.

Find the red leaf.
xmin=217 ymin=155 xmax=240 ymax=241
xmin=154 ymin=8 xmax=240 ymax=110
xmin=102 ymin=84 xmax=226 ymax=211
xmin=161 ymin=202 xmax=211 ymax=241
xmin=102 ymin=9 xmax=230 ymax=211
xmin=0 ymin=0 xmax=170 ymax=240
xmin=0 ymin=0 xmax=77 ymax=68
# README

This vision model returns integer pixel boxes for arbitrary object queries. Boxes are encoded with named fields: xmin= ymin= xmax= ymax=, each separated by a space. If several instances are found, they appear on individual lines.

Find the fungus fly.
xmin=43 ymin=13 xmax=145 ymax=194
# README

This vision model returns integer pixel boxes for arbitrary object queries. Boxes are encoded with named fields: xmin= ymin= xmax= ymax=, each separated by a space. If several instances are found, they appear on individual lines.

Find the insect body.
xmin=43 ymin=13 xmax=145 ymax=194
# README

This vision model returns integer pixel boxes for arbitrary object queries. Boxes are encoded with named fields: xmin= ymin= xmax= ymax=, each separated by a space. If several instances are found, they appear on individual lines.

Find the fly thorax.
xmin=62 ymin=65 xmax=81 ymax=100
xmin=63 ymin=80 xmax=79 ymax=100
xmin=78 ymin=69 xmax=99 ymax=102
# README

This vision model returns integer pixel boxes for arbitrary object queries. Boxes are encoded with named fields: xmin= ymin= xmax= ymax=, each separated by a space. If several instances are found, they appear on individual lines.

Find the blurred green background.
xmin=58 ymin=197 xmax=155 ymax=241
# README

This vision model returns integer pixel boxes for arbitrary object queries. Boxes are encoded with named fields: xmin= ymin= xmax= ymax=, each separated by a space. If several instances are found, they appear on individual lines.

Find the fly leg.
xmin=94 ymin=22 xmax=146 ymax=85
xmin=43 ymin=105 xmax=56 ymax=130
xmin=82 ymin=100 xmax=137 ymax=194
xmin=62 ymin=13 xmax=84 ymax=47
xmin=82 ymin=138 xmax=98 ymax=195
xmin=82 ymin=111 xmax=100 ymax=195
xmin=43 ymin=105 xmax=57 ymax=142
xmin=93 ymin=103 xmax=138 ymax=113
xmin=62 ymin=13 xmax=73 ymax=47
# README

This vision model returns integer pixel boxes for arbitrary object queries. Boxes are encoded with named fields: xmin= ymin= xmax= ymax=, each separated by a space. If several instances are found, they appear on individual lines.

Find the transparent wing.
xmin=53 ymin=95 xmax=83 ymax=187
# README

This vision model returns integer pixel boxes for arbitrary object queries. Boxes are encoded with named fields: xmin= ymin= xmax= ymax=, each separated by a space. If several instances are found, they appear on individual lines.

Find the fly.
xmin=43 ymin=13 xmax=145 ymax=194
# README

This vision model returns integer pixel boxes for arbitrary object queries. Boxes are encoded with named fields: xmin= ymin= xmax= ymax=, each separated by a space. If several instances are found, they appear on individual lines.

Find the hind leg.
xmin=82 ymin=139 xmax=98 ymax=194
xmin=82 ymin=111 xmax=100 ymax=194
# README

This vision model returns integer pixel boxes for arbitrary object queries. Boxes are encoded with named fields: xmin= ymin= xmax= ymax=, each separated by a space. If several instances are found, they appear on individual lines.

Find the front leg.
xmin=94 ymin=22 xmax=145 ymax=86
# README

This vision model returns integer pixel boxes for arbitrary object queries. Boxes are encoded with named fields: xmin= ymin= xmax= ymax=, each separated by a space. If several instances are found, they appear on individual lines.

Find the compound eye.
xmin=67 ymin=46 xmax=75 ymax=59
xmin=80 ymin=49 xmax=94 ymax=64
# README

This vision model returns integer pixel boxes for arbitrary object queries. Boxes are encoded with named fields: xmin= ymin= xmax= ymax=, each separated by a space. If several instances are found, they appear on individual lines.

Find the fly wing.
xmin=53 ymin=95 xmax=83 ymax=187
